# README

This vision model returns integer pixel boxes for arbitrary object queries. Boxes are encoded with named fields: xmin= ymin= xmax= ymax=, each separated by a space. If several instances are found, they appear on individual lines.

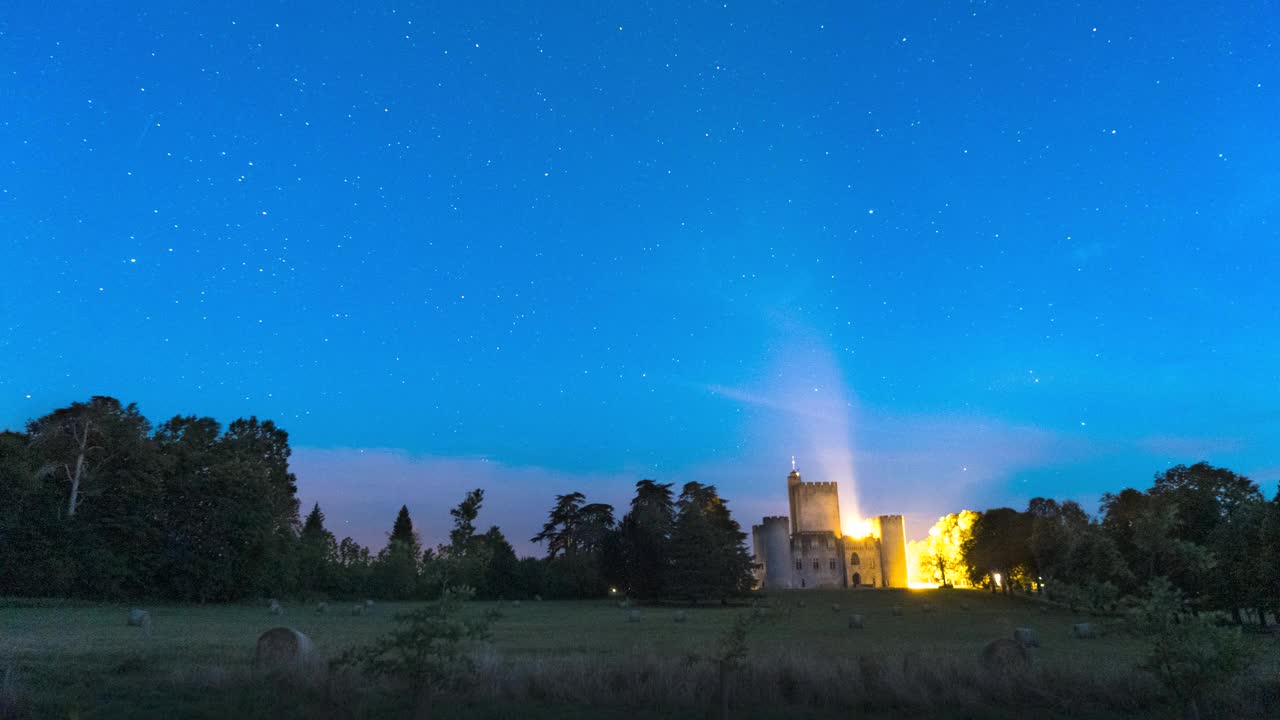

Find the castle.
xmin=751 ymin=462 xmax=908 ymax=589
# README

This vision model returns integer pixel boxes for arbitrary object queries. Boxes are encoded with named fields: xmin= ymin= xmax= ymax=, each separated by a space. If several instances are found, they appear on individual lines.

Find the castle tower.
xmin=872 ymin=514 xmax=909 ymax=588
xmin=786 ymin=460 xmax=841 ymax=535
xmin=751 ymin=516 xmax=792 ymax=589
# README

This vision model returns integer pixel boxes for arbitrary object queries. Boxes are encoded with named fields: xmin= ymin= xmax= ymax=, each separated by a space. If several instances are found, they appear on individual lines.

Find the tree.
xmin=532 ymin=492 xmax=587 ymax=559
xmin=299 ymin=503 xmax=338 ymax=596
xmin=618 ymin=479 xmax=675 ymax=599
xmin=475 ymin=526 xmax=520 ymax=599
xmin=336 ymin=536 xmax=373 ymax=596
xmin=389 ymin=505 xmax=423 ymax=557
xmin=534 ymin=492 xmax=616 ymax=598
xmin=153 ymin=415 xmax=228 ymax=601
xmin=214 ymin=417 xmax=302 ymax=598
xmin=913 ymin=510 xmax=978 ymax=587
xmin=1152 ymin=463 xmax=1262 ymax=546
xmin=0 ymin=430 xmax=67 ymax=597
xmin=667 ymin=482 xmax=753 ymax=603
xmin=26 ymin=397 xmax=150 ymax=518
xmin=377 ymin=506 xmax=423 ymax=600
xmin=448 ymin=489 xmax=484 ymax=552
xmin=963 ymin=508 xmax=1034 ymax=593
xmin=425 ymin=489 xmax=492 ymax=595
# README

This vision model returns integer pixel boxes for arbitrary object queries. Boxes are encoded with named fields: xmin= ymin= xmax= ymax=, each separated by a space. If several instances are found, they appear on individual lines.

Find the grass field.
xmin=3 ymin=588 xmax=1277 ymax=719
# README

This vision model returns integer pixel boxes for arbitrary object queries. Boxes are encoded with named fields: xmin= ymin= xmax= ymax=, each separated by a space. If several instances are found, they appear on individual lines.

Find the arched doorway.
xmin=851 ymin=572 xmax=862 ymax=587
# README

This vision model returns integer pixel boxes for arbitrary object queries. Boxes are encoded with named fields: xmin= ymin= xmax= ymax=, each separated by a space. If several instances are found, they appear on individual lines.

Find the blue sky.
xmin=2 ymin=2 xmax=1277 ymax=551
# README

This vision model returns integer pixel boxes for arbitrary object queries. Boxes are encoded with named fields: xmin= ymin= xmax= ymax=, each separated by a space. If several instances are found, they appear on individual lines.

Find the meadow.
xmin=3 ymin=588 xmax=1277 ymax=719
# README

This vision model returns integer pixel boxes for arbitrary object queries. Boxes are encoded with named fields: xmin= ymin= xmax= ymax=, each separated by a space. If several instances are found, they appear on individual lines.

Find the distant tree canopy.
xmin=529 ymin=479 xmax=754 ymax=603
xmin=3 ymin=398 xmax=1276 ymax=619
xmin=0 ymin=399 xmax=536 ymax=602
xmin=957 ymin=462 xmax=1280 ymax=625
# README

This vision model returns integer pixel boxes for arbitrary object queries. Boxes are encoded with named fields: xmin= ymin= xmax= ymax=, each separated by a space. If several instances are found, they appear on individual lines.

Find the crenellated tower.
xmin=786 ymin=460 xmax=842 ymax=536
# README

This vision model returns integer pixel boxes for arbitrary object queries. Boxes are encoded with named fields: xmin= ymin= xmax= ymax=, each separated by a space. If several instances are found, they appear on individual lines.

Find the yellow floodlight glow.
xmin=842 ymin=517 xmax=874 ymax=539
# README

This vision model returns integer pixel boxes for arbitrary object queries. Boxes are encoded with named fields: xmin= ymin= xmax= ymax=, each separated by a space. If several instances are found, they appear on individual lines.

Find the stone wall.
xmin=790 ymin=530 xmax=846 ymax=588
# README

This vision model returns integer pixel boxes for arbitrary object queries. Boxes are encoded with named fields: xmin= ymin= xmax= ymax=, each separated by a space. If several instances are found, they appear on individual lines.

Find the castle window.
xmin=829 ymin=558 xmax=837 ymax=570
xmin=850 ymin=552 xmax=861 ymax=566
xmin=795 ymin=560 xmax=802 ymax=571
xmin=812 ymin=559 xmax=820 ymax=570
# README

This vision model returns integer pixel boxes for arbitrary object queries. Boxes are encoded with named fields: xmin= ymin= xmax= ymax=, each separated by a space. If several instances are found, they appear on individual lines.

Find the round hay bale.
xmin=351 ymin=604 xmax=365 ymax=616
xmin=848 ymin=614 xmax=864 ymax=629
xmin=831 ymin=603 xmax=841 ymax=613
xmin=254 ymin=627 xmax=313 ymax=667
xmin=980 ymin=638 xmax=1030 ymax=672
xmin=673 ymin=610 xmax=687 ymax=624
xmin=921 ymin=603 xmax=934 ymax=614
xmin=1072 ymin=622 xmax=1097 ymax=639
xmin=533 ymin=594 xmax=543 ymax=602
xmin=267 ymin=599 xmax=283 ymax=616
xmin=364 ymin=599 xmax=375 ymax=609
xmin=1013 ymin=627 xmax=1040 ymax=648
xmin=511 ymin=600 xmax=521 ymax=608
xmin=960 ymin=601 xmax=971 ymax=611
xmin=126 ymin=609 xmax=151 ymax=628
xmin=796 ymin=600 xmax=807 ymax=609
xmin=627 ymin=609 xmax=642 ymax=623
xmin=314 ymin=601 xmax=328 ymax=614
xmin=891 ymin=605 xmax=903 ymax=617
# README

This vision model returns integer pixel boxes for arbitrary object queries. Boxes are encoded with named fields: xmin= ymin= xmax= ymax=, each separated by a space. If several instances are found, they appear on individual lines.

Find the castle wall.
xmin=788 ymin=480 xmax=841 ymax=535
xmin=790 ymin=531 xmax=846 ymax=588
xmin=843 ymin=536 xmax=883 ymax=587
xmin=874 ymin=514 xmax=909 ymax=588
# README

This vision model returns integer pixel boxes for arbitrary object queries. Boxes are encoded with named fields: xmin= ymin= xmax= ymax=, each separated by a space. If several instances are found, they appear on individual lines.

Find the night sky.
xmin=3 ymin=2 xmax=1277 ymax=552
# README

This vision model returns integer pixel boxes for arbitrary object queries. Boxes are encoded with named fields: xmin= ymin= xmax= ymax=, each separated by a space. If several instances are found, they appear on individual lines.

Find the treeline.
xmin=916 ymin=463 xmax=1280 ymax=624
xmin=0 ymin=396 xmax=754 ymax=603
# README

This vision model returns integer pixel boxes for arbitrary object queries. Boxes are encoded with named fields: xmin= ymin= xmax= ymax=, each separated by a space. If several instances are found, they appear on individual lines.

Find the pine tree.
xmin=299 ymin=503 xmax=337 ymax=595
xmin=378 ymin=505 xmax=422 ymax=599
xmin=389 ymin=505 xmax=422 ymax=556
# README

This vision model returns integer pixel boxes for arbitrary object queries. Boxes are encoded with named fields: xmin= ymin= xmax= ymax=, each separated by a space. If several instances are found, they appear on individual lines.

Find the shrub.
xmin=332 ymin=586 xmax=499 ymax=713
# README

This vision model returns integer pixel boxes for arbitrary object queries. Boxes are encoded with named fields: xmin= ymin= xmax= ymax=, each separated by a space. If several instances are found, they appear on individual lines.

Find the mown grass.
xmin=2 ymin=588 xmax=1276 ymax=719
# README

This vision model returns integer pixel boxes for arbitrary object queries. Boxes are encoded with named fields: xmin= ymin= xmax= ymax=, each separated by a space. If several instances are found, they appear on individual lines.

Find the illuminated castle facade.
xmin=750 ymin=464 xmax=908 ymax=589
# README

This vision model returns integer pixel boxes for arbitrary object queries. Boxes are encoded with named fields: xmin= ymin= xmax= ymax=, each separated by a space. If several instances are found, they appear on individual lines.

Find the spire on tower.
xmin=791 ymin=455 xmax=796 ymax=472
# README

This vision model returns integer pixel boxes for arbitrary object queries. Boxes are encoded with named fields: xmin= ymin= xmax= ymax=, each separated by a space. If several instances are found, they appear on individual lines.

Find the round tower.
xmin=753 ymin=516 xmax=792 ymax=589
xmin=875 ymin=514 xmax=909 ymax=588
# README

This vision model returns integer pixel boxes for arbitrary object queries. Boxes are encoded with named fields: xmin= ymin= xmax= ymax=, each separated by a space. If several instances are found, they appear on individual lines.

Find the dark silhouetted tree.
xmin=377 ymin=505 xmax=423 ymax=600
xmin=667 ymin=482 xmax=753 ymax=603
xmin=619 ymin=479 xmax=675 ymax=599
xmin=299 ymin=503 xmax=338 ymax=596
